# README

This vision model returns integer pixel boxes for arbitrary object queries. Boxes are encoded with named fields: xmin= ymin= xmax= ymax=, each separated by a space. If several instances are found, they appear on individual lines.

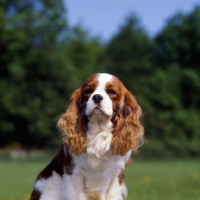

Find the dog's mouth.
xmin=92 ymin=106 xmax=103 ymax=114
xmin=88 ymin=106 xmax=110 ymax=118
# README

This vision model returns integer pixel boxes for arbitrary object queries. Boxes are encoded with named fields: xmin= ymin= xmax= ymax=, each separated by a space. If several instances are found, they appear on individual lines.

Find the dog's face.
xmin=80 ymin=73 xmax=123 ymax=120
xmin=58 ymin=73 xmax=144 ymax=156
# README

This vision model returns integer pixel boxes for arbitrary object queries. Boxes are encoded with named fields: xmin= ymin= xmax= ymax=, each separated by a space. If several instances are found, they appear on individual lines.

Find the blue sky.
xmin=66 ymin=0 xmax=200 ymax=41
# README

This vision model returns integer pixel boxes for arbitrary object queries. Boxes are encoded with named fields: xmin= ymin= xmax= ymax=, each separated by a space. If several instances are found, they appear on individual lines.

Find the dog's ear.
xmin=111 ymin=90 xmax=144 ymax=156
xmin=57 ymin=89 xmax=86 ymax=155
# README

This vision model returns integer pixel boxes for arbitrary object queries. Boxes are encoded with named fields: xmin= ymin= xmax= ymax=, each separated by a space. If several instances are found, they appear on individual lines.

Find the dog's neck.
xmin=87 ymin=113 xmax=113 ymax=134
xmin=85 ymin=113 xmax=113 ymax=160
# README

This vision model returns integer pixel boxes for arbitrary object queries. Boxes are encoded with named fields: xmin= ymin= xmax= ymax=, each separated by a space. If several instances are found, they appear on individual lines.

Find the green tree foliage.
xmin=154 ymin=7 xmax=200 ymax=71
xmin=0 ymin=0 xmax=103 ymax=148
xmin=1 ymin=0 xmax=200 ymax=159
xmin=64 ymin=25 xmax=104 ymax=87
xmin=154 ymin=7 xmax=200 ymax=109
xmin=102 ymin=9 xmax=200 ymax=158
xmin=145 ymin=7 xmax=200 ymax=157
xmin=0 ymin=0 xmax=71 ymax=147
xmin=104 ymin=14 xmax=153 ymax=96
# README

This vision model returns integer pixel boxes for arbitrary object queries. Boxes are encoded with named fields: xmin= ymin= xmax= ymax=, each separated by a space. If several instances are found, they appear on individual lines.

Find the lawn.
xmin=126 ymin=160 xmax=200 ymax=200
xmin=0 ymin=152 xmax=199 ymax=200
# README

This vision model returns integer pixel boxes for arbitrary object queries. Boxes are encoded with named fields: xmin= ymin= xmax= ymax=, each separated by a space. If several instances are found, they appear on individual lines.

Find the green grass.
xmin=126 ymin=160 xmax=200 ymax=200
xmin=0 ymin=151 xmax=53 ymax=200
xmin=0 ymin=159 xmax=42 ymax=200
xmin=0 ymin=152 xmax=199 ymax=200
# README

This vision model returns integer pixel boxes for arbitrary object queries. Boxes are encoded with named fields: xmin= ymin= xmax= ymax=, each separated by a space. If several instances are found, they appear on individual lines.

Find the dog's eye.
xmin=107 ymin=89 xmax=116 ymax=95
xmin=84 ymin=89 xmax=93 ymax=94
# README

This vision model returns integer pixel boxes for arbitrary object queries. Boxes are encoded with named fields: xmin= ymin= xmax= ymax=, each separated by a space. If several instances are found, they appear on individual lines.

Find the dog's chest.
xmin=73 ymin=152 xmax=123 ymax=194
xmin=83 ymin=164 xmax=114 ymax=194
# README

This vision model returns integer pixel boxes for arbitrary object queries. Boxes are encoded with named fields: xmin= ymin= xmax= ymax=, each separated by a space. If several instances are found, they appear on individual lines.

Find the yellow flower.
xmin=23 ymin=193 xmax=30 ymax=200
xmin=143 ymin=176 xmax=152 ymax=184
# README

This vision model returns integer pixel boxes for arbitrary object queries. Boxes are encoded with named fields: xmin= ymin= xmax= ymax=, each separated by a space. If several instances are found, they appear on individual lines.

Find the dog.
xmin=30 ymin=73 xmax=144 ymax=200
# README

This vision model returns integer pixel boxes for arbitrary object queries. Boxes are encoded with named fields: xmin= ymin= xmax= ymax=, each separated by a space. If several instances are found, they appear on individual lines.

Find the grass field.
xmin=0 ymin=151 xmax=199 ymax=200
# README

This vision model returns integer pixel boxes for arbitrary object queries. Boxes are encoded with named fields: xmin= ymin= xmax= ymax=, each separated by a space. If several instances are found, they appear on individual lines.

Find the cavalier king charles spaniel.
xmin=30 ymin=73 xmax=144 ymax=200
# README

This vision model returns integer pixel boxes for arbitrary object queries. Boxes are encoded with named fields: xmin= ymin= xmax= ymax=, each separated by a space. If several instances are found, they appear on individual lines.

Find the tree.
xmin=0 ymin=0 xmax=104 ymax=148
xmin=144 ymin=6 xmax=200 ymax=157
xmin=154 ymin=7 xmax=200 ymax=72
xmin=64 ymin=25 xmax=104 ymax=87
xmin=0 ymin=0 xmax=71 ymax=147
xmin=103 ymin=14 xmax=153 ymax=98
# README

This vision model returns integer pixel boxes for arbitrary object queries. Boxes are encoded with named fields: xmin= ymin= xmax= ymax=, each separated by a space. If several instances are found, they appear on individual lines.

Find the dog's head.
xmin=58 ymin=73 xmax=144 ymax=155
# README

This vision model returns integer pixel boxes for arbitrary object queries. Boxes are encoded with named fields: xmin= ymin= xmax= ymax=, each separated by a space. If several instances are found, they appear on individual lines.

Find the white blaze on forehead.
xmin=97 ymin=73 xmax=113 ymax=89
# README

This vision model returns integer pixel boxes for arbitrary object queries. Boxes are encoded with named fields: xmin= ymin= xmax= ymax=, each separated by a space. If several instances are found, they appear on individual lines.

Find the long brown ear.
xmin=57 ymin=89 xmax=86 ymax=155
xmin=111 ymin=90 xmax=144 ymax=156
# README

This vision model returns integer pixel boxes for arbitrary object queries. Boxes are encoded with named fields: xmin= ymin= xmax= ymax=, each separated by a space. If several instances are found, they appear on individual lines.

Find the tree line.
xmin=1 ymin=0 xmax=200 ymax=159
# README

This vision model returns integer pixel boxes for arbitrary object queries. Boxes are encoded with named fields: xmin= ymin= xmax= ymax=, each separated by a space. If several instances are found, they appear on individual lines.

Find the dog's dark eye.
xmin=107 ymin=89 xmax=116 ymax=95
xmin=84 ymin=89 xmax=93 ymax=94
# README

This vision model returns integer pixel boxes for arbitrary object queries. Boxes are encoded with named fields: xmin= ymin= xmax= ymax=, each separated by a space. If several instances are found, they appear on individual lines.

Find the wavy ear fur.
xmin=57 ymin=89 xmax=86 ymax=155
xmin=111 ymin=90 xmax=144 ymax=156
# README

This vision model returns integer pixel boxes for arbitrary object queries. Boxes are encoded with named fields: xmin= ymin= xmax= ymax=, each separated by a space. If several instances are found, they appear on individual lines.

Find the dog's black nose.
xmin=92 ymin=94 xmax=103 ymax=104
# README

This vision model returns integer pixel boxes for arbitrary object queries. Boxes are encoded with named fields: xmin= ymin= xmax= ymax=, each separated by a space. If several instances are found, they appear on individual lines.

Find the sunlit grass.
xmin=0 ymin=152 xmax=199 ymax=200
xmin=0 ymin=159 xmax=45 ymax=200
xmin=126 ymin=160 xmax=200 ymax=200
xmin=0 ymin=151 xmax=52 ymax=200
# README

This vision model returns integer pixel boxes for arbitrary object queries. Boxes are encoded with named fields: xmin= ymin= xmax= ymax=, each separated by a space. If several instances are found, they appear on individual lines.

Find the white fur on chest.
xmin=61 ymin=107 xmax=131 ymax=199
xmin=70 ymin=149 xmax=130 ymax=200
xmin=86 ymin=118 xmax=113 ymax=159
xmin=69 ymin=118 xmax=131 ymax=199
